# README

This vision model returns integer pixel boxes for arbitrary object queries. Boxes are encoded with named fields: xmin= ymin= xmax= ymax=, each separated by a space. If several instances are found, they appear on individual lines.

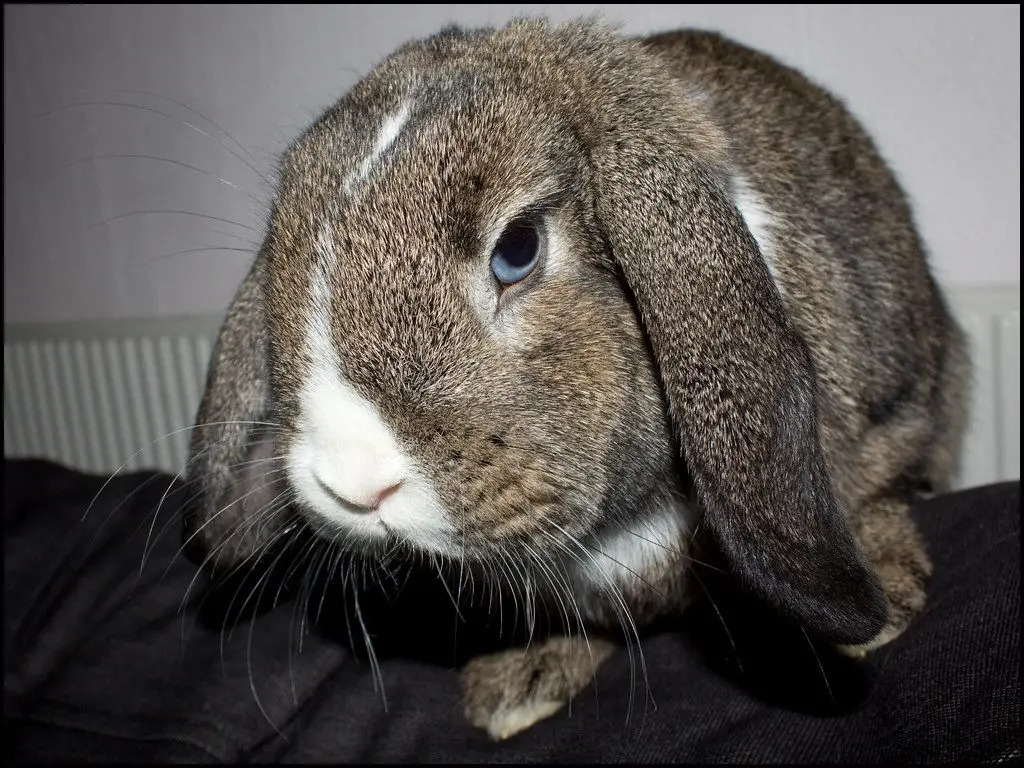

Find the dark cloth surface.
xmin=3 ymin=458 xmax=1020 ymax=763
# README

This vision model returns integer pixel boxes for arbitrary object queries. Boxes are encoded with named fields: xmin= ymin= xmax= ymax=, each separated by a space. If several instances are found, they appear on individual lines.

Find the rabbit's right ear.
xmin=182 ymin=251 xmax=291 ymax=570
xmin=590 ymin=140 xmax=887 ymax=645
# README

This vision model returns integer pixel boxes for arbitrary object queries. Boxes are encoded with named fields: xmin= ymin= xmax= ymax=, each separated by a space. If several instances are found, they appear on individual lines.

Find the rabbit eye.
xmin=490 ymin=218 xmax=540 ymax=286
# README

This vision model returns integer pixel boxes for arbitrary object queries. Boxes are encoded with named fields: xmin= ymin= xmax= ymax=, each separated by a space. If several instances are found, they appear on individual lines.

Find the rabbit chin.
xmin=287 ymin=451 xmax=454 ymax=555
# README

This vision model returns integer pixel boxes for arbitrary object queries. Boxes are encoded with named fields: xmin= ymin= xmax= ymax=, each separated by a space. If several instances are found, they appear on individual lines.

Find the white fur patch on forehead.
xmin=732 ymin=176 xmax=785 ymax=298
xmin=344 ymin=99 xmax=413 ymax=193
xmin=286 ymin=227 xmax=454 ymax=553
xmin=309 ymin=224 xmax=339 ymax=371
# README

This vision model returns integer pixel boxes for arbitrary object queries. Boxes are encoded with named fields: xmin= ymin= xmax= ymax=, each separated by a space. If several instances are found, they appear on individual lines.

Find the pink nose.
xmin=316 ymin=474 xmax=403 ymax=512
xmin=360 ymin=481 xmax=403 ymax=511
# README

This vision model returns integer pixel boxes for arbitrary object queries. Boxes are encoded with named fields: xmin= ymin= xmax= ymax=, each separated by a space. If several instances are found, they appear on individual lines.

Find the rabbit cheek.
xmin=457 ymin=291 xmax=630 ymax=548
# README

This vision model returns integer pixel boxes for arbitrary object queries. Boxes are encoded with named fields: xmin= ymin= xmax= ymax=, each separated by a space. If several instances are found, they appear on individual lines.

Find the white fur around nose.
xmin=286 ymin=225 xmax=452 ymax=551
xmin=304 ymin=375 xmax=408 ymax=509
xmin=345 ymin=100 xmax=412 ymax=192
xmin=732 ymin=177 xmax=785 ymax=297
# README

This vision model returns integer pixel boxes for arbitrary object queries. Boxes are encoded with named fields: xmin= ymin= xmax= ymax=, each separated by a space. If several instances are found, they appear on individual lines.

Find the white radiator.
xmin=4 ymin=316 xmax=219 ymax=476
xmin=953 ymin=286 xmax=1020 ymax=488
xmin=3 ymin=285 xmax=1020 ymax=488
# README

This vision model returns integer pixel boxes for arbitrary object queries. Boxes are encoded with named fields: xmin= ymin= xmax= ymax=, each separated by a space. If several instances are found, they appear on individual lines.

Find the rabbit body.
xmin=184 ymin=20 xmax=970 ymax=739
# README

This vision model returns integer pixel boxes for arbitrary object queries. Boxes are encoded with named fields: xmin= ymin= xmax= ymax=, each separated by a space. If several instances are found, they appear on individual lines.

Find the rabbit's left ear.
xmin=592 ymin=149 xmax=886 ymax=645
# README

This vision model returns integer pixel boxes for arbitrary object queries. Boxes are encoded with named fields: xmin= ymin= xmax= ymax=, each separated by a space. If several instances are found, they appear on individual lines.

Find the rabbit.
xmin=182 ymin=18 xmax=970 ymax=741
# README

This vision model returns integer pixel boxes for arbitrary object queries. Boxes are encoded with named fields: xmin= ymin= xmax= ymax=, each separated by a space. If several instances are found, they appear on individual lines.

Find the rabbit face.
xmin=260 ymin=73 xmax=680 ymax=565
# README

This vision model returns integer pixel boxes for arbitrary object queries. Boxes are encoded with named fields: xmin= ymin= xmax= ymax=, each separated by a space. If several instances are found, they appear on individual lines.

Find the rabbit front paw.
xmin=460 ymin=634 xmax=614 ymax=740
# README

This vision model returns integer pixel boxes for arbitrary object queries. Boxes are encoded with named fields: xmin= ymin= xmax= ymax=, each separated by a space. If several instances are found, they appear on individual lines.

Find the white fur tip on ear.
xmin=732 ymin=176 xmax=785 ymax=297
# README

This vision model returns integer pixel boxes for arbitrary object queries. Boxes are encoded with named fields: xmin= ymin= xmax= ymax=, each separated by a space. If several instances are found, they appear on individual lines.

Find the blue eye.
xmin=490 ymin=219 xmax=541 ymax=286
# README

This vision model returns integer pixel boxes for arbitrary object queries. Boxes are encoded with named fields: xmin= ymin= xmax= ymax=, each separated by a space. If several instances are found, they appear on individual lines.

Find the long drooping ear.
xmin=593 ymin=150 xmax=886 ymax=645
xmin=182 ymin=250 xmax=293 ymax=571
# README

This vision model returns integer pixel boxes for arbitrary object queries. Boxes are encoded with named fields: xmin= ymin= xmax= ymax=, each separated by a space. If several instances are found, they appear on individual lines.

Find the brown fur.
xmin=183 ymin=18 xmax=970 ymax=738
xmin=462 ymin=634 xmax=617 ymax=740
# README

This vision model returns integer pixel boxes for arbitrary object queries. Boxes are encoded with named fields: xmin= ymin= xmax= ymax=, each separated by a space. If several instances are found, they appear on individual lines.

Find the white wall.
xmin=4 ymin=4 xmax=1020 ymax=324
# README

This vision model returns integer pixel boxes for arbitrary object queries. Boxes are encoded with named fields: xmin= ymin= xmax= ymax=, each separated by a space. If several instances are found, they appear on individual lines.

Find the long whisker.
xmin=38 ymin=99 xmax=272 ymax=186
xmin=315 ymin=542 xmax=348 ymax=629
xmin=623 ymin=528 xmax=724 ymax=573
xmin=149 ymin=245 xmax=256 ymax=264
xmin=690 ymin=568 xmax=743 ymax=675
xmin=94 ymin=209 xmax=257 ymax=232
xmin=146 ymin=466 xmax=278 ymax=585
xmin=522 ymin=542 xmax=593 ymax=675
xmin=177 ymin=488 xmax=294 ymax=614
xmin=61 ymin=154 xmax=270 ymax=211
xmin=175 ymin=473 xmax=290 ymax=580
xmin=84 ymin=425 xmax=283 ymax=571
xmin=76 ymin=87 xmax=268 ymax=175
xmin=801 ymin=626 xmax=834 ymax=707
xmin=352 ymin=580 xmax=387 ymax=712
xmin=154 ymin=460 xmax=291 ymax=571
xmin=544 ymin=520 xmax=651 ymax=728
xmin=83 ymin=419 xmax=280 ymax=522
xmin=222 ymin=520 xmax=296 ymax=645
xmin=140 ymin=440 xmax=283 ymax=575
xmin=245 ymin=545 xmax=294 ymax=741
xmin=175 ymin=484 xmax=292 ymax=649
xmin=430 ymin=556 xmax=466 ymax=623
xmin=173 ymin=481 xmax=287 ymax=645
xmin=550 ymin=520 xmax=669 ymax=602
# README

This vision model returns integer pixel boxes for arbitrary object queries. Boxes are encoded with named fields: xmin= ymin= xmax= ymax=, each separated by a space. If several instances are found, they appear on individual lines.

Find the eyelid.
xmin=492 ymin=219 xmax=547 ymax=311
xmin=482 ymin=189 xmax=564 ymax=257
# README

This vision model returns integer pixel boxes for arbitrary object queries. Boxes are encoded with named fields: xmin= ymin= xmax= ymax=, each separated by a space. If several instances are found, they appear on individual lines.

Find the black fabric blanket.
xmin=4 ymin=458 xmax=1020 ymax=763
